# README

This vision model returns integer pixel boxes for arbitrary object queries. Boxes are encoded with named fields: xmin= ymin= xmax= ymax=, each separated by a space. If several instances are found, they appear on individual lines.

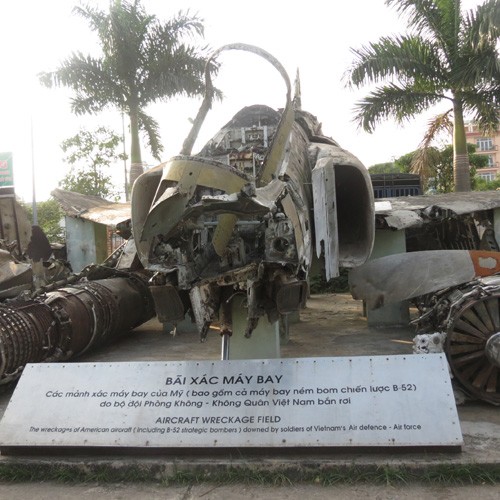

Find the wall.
xmin=65 ymin=218 xmax=111 ymax=272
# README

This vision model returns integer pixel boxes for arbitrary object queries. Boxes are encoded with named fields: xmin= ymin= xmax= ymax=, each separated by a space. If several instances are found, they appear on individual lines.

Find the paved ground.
xmin=0 ymin=293 xmax=499 ymax=498
xmin=0 ymin=482 xmax=500 ymax=499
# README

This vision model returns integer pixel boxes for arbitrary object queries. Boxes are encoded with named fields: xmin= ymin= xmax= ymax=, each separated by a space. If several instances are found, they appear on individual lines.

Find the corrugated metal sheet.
xmin=375 ymin=191 xmax=500 ymax=229
xmin=52 ymin=189 xmax=130 ymax=227
xmin=83 ymin=204 xmax=131 ymax=227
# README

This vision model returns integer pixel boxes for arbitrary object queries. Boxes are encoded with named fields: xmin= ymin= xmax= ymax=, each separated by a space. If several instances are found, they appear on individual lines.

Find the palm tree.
xmin=345 ymin=0 xmax=500 ymax=192
xmin=40 ymin=0 xmax=211 ymax=192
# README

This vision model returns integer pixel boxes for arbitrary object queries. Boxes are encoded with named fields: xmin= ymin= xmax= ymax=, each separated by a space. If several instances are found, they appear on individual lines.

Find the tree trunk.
xmin=452 ymin=98 xmax=471 ymax=192
xmin=129 ymin=109 xmax=143 ymax=189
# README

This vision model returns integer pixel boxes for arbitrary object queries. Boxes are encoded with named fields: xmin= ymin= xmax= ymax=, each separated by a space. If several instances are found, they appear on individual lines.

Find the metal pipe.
xmin=0 ymin=273 xmax=154 ymax=385
xmin=221 ymin=334 xmax=230 ymax=360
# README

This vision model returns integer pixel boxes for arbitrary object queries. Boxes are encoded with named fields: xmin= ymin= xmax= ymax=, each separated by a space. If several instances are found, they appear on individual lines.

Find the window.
xmin=486 ymin=155 xmax=495 ymax=167
xmin=478 ymin=172 xmax=495 ymax=182
xmin=477 ymin=138 xmax=493 ymax=151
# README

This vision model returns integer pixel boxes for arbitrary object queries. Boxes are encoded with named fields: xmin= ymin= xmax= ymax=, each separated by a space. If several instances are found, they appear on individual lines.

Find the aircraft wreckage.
xmin=0 ymin=43 xmax=374 ymax=384
xmin=1 ymin=43 xmax=500 ymax=407
xmin=350 ymin=250 xmax=500 ymax=405
xmin=131 ymin=43 xmax=374 ymax=343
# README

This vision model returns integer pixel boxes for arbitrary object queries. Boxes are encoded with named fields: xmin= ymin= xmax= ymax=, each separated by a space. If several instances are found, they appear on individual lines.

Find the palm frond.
xmin=461 ymin=0 xmax=500 ymax=50
xmin=453 ymin=44 xmax=500 ymax=86
xmin=418 ymin=110 xmax=453 ymax=150
xmin=41 ymin=0 xmax=210 ymax=164
xmin=462 ymin=89 xmax=500 ymax=134
xmin=163 ymin=10 xmax=205 ymax=40
xmin=72 ymin=3 xmax=107 ymax=33
xmin=346 ymin=35 xmax=446 ymax=88
xmin=353 ymin=83 xmax=443 ymax=132
xmin=138 ymin=111 xmax=163 ymax=161
xmin=411 ymin=145 xmax=441 ymax=184
xmin=70 ymin=93 xmax=108 ymax=115
xmin=385 ymin=0 xmax=459 ymax=55
xmin=142 ymin=45 xmax=207 ymax=103
xmin=40 ymin=53 xmax=124 ymax=111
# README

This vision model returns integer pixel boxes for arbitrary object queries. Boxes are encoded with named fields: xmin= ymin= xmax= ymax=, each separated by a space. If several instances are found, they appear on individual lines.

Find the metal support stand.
xmin=221 ymin=295 xmax=280 ymax=360
xmin=221 ymin=333 xmax=230 ymax=360
xmin=366 ymin=228 xmax=409 ymax=326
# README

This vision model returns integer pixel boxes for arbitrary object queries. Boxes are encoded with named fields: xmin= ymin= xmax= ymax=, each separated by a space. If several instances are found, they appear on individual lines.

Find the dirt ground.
xmin=1 ymin=482 xmax=500 ymax=500
xmin=82 ymin=293 xmax=415 ymax=363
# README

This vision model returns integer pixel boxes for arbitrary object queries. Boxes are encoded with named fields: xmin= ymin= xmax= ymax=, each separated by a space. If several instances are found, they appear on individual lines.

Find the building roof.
xmin=51 ymin=189 xmax=131 ymax=227
xmin=375 ymin=191 xmax=500 ymax=230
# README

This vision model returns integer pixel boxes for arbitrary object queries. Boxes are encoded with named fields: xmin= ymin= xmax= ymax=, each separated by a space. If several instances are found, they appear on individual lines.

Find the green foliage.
xmin=309 ymin=268 xmax=350 ymax=294
xmin=345 ymin=0 xmax=500 ymax=191
xmin=39 ymin=0 xmax=212 ymax=185
xmin=474 ymin=177 xmax=500 ymax=191
xmin=429 ymin=143 xmax=485 ymax=192
xmin=1 ymin=461 xmax=499 ymax=486
xmin=59 ymin=127 xmax=124 ymax=200
xmin=394 ymin=153 xmax=414 ymax=174
xmin=396 ymin=143 xmax=487 ymax=193
xmin=368 ymin=162 xmax=405 ymax=174
xmin=24 ymin=198 xmax=65 ymax=243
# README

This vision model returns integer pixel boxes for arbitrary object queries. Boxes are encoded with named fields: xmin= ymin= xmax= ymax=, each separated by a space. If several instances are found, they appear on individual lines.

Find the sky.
xmin=0 ymin=0 xmax=485 ymax=202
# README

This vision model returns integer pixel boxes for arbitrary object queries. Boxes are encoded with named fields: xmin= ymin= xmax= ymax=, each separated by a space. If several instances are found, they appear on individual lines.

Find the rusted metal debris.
xmin=350 ymin=249 xmax=500 ymax=404
xmin=0 ymin=197 xmax=154 ymax=385
xmin=375 ymin=192 xmax=500 ymax=253
xmin=0 ymin=267 xmax=154 ymax=385
xmin=413 ymin=276 xmax=500 ymax=405
xmin=0 ymin=196 xmax=31 ymax=259
xmin=131 ymin=43 xmax=374 ymax=340
xmin=375 ymin=191 xmax=500 ymax=231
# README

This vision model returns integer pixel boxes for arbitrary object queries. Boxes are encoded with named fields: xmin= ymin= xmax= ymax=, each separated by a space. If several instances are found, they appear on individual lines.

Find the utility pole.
xmin=31 ymin=116 xmax=38 ymax=225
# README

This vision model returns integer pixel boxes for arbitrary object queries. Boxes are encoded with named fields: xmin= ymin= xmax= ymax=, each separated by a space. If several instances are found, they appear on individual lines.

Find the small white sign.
xmin=0 ymin=355 xmax=462 ymax=449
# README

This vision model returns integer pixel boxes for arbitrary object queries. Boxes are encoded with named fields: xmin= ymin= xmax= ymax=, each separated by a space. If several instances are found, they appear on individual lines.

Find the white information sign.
xmin=0 ymin=355 xmax=463 ymax=449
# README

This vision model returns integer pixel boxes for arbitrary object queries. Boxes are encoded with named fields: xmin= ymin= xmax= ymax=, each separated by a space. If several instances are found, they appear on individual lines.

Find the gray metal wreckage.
xmin=0 ymin=43 xmax=374 ymax=385
xmin=2 ymin=44 xmax=500 ymax=407
xmin=130 ymin=43 xmax=375 ymax=341
xmin=350 ymin=250 xmax=500 ymax=405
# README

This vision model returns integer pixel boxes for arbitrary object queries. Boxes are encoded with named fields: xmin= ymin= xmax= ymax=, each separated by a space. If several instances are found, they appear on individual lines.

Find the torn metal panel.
xmin=0 ymin=196 xmax=32 ymax=256
xmin=382 ymin=209 xmax=423 ymax=230
xmin=313 ymin=157 xmax=339 ymax=280
xmin=131 ymin=43 xmax=374 ymax=339
xmin=376 ymin=191 xmax=500 ymax=230
xmin=0 ymin=249 xmax=32 ymax=299
xmin=349 ymin=249 xmax=500 ymax=310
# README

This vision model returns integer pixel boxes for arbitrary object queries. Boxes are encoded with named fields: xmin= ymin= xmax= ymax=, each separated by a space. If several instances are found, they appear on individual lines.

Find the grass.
xmin=0 ymin=461 xmax=499 ymax=486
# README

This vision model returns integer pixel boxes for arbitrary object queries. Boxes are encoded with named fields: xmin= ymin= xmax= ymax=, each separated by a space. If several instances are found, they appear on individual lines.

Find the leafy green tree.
xmin=475 ymin=176 xmax=500 ymax=191
xmin=346 ymin=0 xmax=500 ymax=192
xmin=368 ymin=162 xmax=405 ymax=174
xmin=59 ymin=127 xmax=124 ymax=200
xmin=394 ymin=152 xmax=417 ymax=174
xmin=431 ymin=143 xmax=487 ymax=192
xmin=40 ymin=1 xmax=211 ymax=188
xmin=396 ymin=143 xmax=487 ymax=193
xmin=24 ymin=199 xmax=65 ymax=243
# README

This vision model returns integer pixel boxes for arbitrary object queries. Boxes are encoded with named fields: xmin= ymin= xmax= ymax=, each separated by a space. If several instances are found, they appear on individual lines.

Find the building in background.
xmin=52 ymin=189 xmax=129 ymax=272
xmin=370 ymin=173 xmax=422 ymax=198
xmin=465 ymin=121 xmax=500 ymax=181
